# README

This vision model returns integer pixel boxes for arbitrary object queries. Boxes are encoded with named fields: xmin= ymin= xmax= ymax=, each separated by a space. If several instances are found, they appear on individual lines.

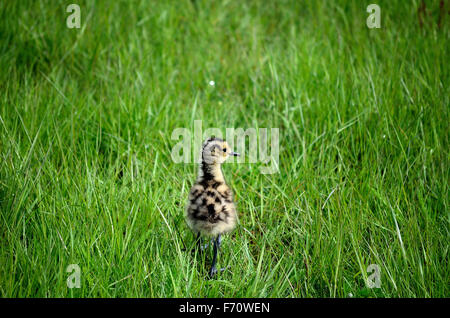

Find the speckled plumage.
xmin=186 ymin=137 xmax=238 ymax=237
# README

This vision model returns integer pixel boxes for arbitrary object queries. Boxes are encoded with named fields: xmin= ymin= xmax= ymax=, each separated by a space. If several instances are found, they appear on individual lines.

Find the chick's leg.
xmin=209 ymin=234 xmax=221 ymax=277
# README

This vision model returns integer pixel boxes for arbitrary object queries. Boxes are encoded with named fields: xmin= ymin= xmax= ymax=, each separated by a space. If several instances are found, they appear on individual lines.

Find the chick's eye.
xmin=223 ymin=148 xmax=227 ymax=152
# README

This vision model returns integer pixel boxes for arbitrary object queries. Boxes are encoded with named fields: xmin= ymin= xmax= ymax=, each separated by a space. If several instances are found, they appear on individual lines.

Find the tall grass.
xmin=0 ymin=0 xmax=448 ymax=297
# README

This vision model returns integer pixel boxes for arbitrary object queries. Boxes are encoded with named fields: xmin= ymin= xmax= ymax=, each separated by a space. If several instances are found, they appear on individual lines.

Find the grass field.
xmin=0 ymin=0 xmax=448 ymax=297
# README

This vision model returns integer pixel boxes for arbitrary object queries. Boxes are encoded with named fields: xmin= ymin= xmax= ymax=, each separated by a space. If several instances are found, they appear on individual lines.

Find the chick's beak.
xmin=230 ymin=151 xmax=240 ymax=157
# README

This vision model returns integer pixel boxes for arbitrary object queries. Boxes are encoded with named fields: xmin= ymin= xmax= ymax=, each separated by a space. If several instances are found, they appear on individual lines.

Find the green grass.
xmin=0 ymin=0 xmax=448 ymax=297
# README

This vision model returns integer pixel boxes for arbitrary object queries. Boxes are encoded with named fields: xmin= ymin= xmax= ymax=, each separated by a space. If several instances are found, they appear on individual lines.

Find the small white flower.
xmin=382 ymin=135 xmax=386 ymax=139
xmin=348 ymin=293 xmax=353 ymax=298
xmin=209 ymin=80 xmax=215 ymax=86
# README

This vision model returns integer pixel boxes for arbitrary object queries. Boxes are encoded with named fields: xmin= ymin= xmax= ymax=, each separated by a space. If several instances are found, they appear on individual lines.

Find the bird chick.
xmin=185 ymin=137 xmax=239 ymax=277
